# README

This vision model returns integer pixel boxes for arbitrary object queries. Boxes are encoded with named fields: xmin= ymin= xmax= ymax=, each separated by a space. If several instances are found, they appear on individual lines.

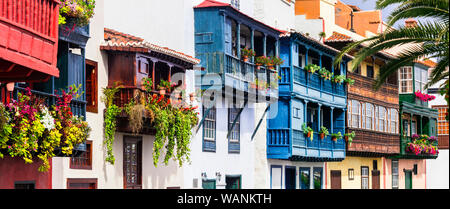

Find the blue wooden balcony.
xmin=195 ymin=52 xmax=279 ymax=102
xmin=279 ymin=66 xmax=346 ymax=108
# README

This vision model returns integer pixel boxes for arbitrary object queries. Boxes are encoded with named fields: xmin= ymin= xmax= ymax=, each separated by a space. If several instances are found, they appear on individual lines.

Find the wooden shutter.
xmin=85 ymin=60 xmax=98 ymax=113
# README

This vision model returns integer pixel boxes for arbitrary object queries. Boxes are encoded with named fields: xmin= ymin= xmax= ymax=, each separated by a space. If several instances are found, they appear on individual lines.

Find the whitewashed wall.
xmin=253 ymin=0 xmax=296 ymax=31
xmin=427 ymin=78 xmax=449 ymax=189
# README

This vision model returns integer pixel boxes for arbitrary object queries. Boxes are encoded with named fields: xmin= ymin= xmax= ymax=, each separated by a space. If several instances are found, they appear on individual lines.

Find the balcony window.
xmin=377 ymin=106 xmax=387 ymax=132
xmin=433 ymin=106 xmax=449 ymax=135
xmin=366 ymin=65 xmax=374 ymax=79
xmin=415 ymin=68 xmax=428 ymax=93
xmin=411 ymin=120 xmax=417 ymax=135
xmin=365 ymin=103 xmax=374 ymax=130
xmin=349 ymin=100 xmax=361 ymax=128
xmin=403 ymin=120 xmax=410 ymax=136
xmin=390 ymin=109 xmax=398 ymax=134
xmin=399 ymin=66 xmax=413 ymax=93
xmin=203 ymin=105 xmax=217 ymax=152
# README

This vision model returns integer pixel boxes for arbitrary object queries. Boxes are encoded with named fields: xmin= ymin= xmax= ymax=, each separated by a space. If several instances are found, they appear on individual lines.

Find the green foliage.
xmin=331 ymin=132 xmax=343 ymax=141
xmin=334 ymin=0 xmax=448 ymax=95
xmin=59 ymin=0 xmax=96 ymax=27
xmin=345 ymin=77 xmax=355 ymax=85
xmin=318 ymin=67 xmax=333 ymax=80
xmin=269 ymin=56 xmax=284 ymax=66
xmin=255 ymin=56 xmax=271 ymax=66
xmin=241 ymin=48 xmax=256 ymax=58
xmin=345 ymin=131 xmax=356 ymax=146
xmin=142 ymin=77 xmax=153 ymax=92
xmin=302 ymin=123 xmax=314 ymax=141
xmin=319 ymin=126 xmax=329 ymax=136
xmin=304 ymin=64 xmax=321 ymax=74
xmin=333 ymin=75 xmax=346 ymax=84
xmin=101 ymin=83 xmax=123 ymax=165
xmin=158 ymin=80 xmax=171 ymax=90
xmin=0 ymin=85 xmax=90 ymax=172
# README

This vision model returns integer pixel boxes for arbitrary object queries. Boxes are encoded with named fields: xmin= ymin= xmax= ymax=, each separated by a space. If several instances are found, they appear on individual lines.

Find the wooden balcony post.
xmin=410 ymin=113 xmax=413 ymax=136
xmin=251 ymin=28 xmax=255 ymax=63
xmin=263 ymin=34 xmax=267 ymax=57
xmin=319 ymin=53 xmax=322 ymax=68
xmin=151 ymin=59 xmax=157 ymax=90
xmin=305 ymin=47 xmax=309 ymax=66
xmin=236 ymin=22 xmax=241 ymax=59
xmin=420 ymin=115 xmax=423 ymax=135
xmin=331 ymin=107 xmax=334 ymax=133
xmin=318 ymin=104 xmax=322 ymax=131
xmin=304 ymin=100 xmax=309 ymax=124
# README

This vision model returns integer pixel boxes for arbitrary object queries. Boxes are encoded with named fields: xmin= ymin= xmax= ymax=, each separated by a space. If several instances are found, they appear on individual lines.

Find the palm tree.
xmin=334 ymin=0 xmax=449 ymax=91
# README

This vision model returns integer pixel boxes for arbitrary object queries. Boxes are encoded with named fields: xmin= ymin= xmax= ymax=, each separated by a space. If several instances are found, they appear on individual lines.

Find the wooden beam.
xmin=227 ymin=100 xmax=248 ymax=139
xmin=251 ymin=104 xmax=270 ymax=140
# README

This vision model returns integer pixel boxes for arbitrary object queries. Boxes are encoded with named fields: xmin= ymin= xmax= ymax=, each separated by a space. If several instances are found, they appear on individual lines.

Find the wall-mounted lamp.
xmin=201 ymin=172 xmax=207 ymax=181
xmin=215 ymin=172 xmax=222 ymax=182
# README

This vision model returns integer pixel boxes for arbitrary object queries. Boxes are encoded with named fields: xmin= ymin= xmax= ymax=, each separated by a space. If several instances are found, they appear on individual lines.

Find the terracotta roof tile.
xmin=325 ymin=32 xmax=354 ymax=43
xmin=101 ymin=28 xmax=200 ymax=65
xmin=416 ymin=59 xmax=437 ymax=68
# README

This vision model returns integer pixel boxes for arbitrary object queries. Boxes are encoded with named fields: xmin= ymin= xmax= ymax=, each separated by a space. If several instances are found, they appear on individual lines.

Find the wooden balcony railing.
xmin=348 ymin=72 xmax=398 ymax=103
xmin=286 ymin=66 xmax=346 ymax=97
xmin=0 ymin=0 xmax=60 ymax=82
xmin=347 ymin=128 xmax=400 ymax=155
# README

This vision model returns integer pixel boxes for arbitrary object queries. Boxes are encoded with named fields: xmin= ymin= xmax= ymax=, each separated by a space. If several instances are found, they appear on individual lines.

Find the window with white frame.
xmin=228 ymin=107 xmax=241 ymax=143
xmin=392 ymin=160 xmax=399 ymax=189
xmin=365 ymin=103 xmax=374 ymax=130
xmin=203 ymin=106 xmax=216 ymax=141
xmin=399 ymin=66 xmax=413 ymax=93
xmin=390 ymin=109 xmax=398 ymax=134
xmin=361 ymin=167 xmax=369 ymax=189
xmin=351 ymin=100 xmax=361 ymax=128
xmin=377 ymin=106 xmax=387 ymax=132
xmin=415 ymin=68 xmax=428 ymax=93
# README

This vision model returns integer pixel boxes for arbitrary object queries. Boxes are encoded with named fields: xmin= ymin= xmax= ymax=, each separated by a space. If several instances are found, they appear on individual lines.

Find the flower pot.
xmin=345 ymin=135 xmax=349 ymax=142
xmin=189 ymin=94 xmax=195 ymax=102
xmin=159 ymin=88 xmax=166 ymax=95
xmin=242 ymin=57 xmax=249 ymax=62
xmin=307 ymin=132 xmax=312 ymax=138
xmin=256 ymin=65 xmax=261 ymax=70
xmin=6 ymin=82 xmax=15 ymax=92
xmin=332 ymin=137 xmax=337 ymax=142
xmin=320 ymin=133 xmax=325 ymax=139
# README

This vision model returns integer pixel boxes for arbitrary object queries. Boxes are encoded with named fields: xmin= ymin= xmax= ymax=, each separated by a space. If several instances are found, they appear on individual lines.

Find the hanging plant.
xmin=304 ymin=64 xmax=321 ymax=74
xmin=344 ymin=77 xmax=355 ymax=86
xmin=255 ymin=56 xmax=270 ymax=69
xmin=318 ymin=67 xmax=332 ymax=80
xmin=344 ymin=131 xmax=355 ymax=146
xmin=59 ymin=0 xmax=96 ymax=27
xmin=241 ymin=48 xmax=255 ymax=62
xmin=319 ymin=126 xmax=329 ymax=139
xmin=302 ymin=123 xmax=314 ymax=141
xmin=331 ymin=132 xmax=343 ymax=142
xmin=415 ymin=91 xmax=436 ymax=102
xmin=101 ymin=82 xmax=123 ymax=165
xmin=333 ymin=75 xmax=346 ymax=84
xmin=0 ymin=85 xmax=90 ymax=172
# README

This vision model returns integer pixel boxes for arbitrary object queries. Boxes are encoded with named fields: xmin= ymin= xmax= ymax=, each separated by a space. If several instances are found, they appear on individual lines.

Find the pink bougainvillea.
xmin=415 ymin=91 xmax=436 ymax=102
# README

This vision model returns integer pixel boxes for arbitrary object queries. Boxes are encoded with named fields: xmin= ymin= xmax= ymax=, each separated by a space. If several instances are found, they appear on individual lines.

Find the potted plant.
xmin=158 ymin=80 xmax=170 ymax=95
xmin=331 ymin=132 xmax=342 ymax=142
xmin=318 ymin=68 xmax=332 ymax=80
xmin=6 ymin=82 xmax=15 ymax=92
xmin=302 ymin=123 xmax=314 ymax=141
xmin=333 ymin=75 xmax=346 ymax=84
xmin=141 ymin=77 xmax=153 ymax=92
xmin=304 ymin=64 xmax=320 ymax=74
xmin=255 ymin=56 xmax=270 ymax=70
xmin=319 ymin=126 xmax=329 ymax=139
xmin=269 ymin=56 xmax=284 ymax=70
xmin=344 ymin=77 xmax=355 ymax=86
xmin=345 ymin=131 xmax=356 ymax=146
xmin=189 ymin=93 xmax=195 ymax=102
xmin=241 ymin=48 xmax=255 ymax=62
xmin=59 ymin=0 xmax=96 ymax=27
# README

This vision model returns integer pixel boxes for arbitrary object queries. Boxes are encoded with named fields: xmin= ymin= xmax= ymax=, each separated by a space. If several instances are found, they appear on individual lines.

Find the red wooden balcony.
xmin=0 ymin=0 xmax=60 ymax=82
